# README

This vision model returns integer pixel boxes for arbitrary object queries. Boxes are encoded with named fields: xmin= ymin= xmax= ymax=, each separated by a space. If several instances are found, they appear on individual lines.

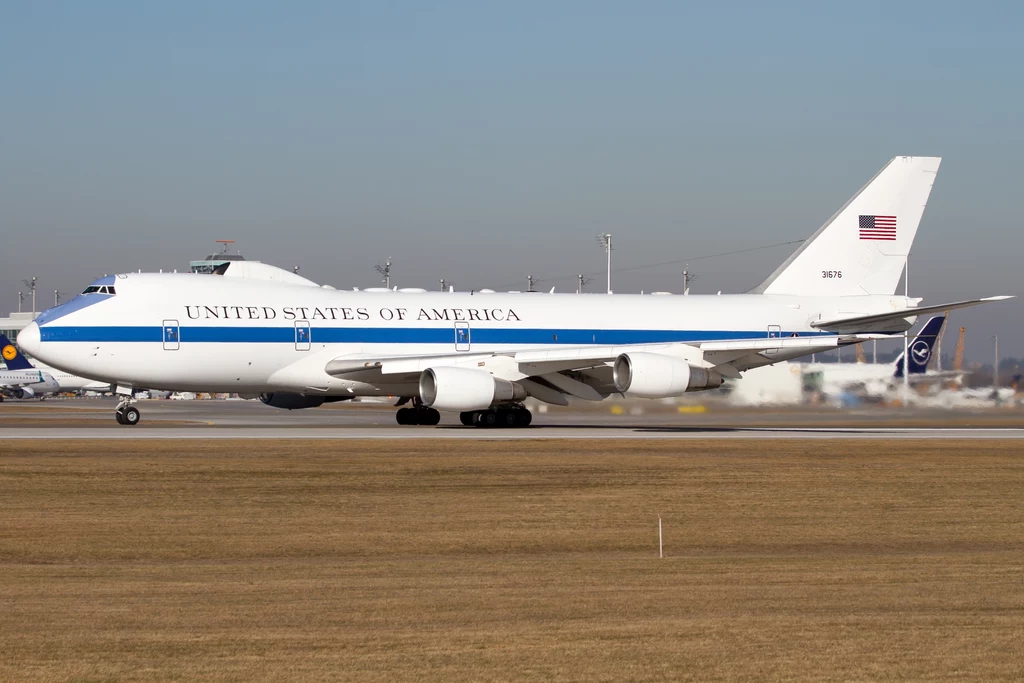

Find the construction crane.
xmin=946 ymin=326 xmax=967 ymax=389
xmin=953 ymin=327 xmax=966 ymax=372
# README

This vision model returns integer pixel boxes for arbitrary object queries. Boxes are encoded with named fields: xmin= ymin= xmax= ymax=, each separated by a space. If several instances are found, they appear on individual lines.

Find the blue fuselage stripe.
xmin=38 ymin=326 xmax=827 ymax=345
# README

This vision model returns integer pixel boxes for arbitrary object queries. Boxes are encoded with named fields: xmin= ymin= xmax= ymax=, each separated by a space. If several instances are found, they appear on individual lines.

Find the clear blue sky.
xmin=1 ymin=1 xmax=1022 ymax=358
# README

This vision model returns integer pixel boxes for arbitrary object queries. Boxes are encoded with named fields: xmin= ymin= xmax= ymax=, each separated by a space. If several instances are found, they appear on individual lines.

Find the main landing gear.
xmin=395 ymin=405 xmax=441 ymax=426
xmin=114 ymin=392 xmax=140 ymax=426
xmin=460 ymin=406 xmax=532 ymax=428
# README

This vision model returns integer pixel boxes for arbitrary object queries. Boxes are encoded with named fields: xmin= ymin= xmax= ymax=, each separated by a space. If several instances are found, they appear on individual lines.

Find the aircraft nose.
xmin=18 ymin=322 xmax=41 ymax=357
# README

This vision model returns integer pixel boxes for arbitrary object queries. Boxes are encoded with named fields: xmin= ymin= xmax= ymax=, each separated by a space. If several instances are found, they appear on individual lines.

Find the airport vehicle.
xmin=0 ymin=334 xmax=111 ymax=394
xmin=17 ymin=156 xmax=1013 ymax=426
xmin=1 ymin=338 xmax=59 ymax=400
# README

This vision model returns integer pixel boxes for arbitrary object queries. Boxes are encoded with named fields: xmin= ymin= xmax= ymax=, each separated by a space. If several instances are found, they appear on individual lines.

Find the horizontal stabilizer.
xmin=811 ymin=296 xmax=1014 ymax=332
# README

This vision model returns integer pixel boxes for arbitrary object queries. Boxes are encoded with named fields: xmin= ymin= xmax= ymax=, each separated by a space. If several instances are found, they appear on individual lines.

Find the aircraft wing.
xmin=811 ymin=296 xmax=1014 ymax=332
xmin=324 ymin=334 xmax=860 ymax=400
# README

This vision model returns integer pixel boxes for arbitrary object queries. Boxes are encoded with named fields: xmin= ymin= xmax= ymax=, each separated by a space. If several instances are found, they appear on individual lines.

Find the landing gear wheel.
xmin=460 ymin=412 xmax=475 ymax=426
xmin=519 ymin=410 xmax=532 ymax=427
xmin=115 ymin=405 xmax=140 ymax=426
xmin=422 ymin=408 xmax=441 ymax=426
xmin=503 ymin=411 xmax=518 ymax=427
xmin=483 ymin=411 xmax=499 ymax=427
xmin=396 ymin=407 xmax=412 ymax=425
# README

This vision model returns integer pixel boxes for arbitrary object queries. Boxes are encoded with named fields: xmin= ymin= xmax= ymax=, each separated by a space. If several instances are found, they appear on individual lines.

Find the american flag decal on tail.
xmin=859 ymin=215 xmax=897 ymax=240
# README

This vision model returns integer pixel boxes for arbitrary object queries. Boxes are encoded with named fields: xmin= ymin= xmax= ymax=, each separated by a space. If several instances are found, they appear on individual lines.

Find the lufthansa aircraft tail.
xmin=893 ymin=315 xmax=945 ymax=378
xmin=1 ymin=334 xmax=34 ymax=371
xmin=754 ymin=156 xmax=942 ymax=297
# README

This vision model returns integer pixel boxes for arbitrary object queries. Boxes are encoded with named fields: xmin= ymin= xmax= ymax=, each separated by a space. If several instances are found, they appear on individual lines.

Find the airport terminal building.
xmin=0 ymin=311 xmax=35 ymax=347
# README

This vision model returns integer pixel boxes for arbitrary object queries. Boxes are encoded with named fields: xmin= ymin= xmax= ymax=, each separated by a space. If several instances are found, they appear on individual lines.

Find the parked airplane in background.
xmin=1 ymin=337 xmax=59 ymax=400
xmin=803 ymin=315 xmax=949 ymax=399
xmin=0 ymin=334 xmax=110 ymax=395
xmin=17 ymin=156 xmax=1013 ymax=426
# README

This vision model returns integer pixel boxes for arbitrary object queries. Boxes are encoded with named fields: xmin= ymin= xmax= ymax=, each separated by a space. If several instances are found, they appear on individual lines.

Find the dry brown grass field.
xmin=1 ymin=439 xmax=1022 ymax=681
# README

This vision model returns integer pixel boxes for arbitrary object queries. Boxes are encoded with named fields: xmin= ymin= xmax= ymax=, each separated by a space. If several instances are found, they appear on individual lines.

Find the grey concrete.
xmin=3 ymin=398 xmax=1023 ymax=440
xmin=3 ymin=426 xmax=1024 ymax=440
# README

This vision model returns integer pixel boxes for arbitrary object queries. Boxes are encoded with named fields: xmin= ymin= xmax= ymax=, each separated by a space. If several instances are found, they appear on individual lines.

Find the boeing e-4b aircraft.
xmin=17 ymin=156 xmax=1012 ymax=426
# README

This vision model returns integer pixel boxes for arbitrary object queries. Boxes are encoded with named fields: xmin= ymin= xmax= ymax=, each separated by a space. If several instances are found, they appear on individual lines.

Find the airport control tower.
xmin=190 ymin=240 xmax=246 ymax=274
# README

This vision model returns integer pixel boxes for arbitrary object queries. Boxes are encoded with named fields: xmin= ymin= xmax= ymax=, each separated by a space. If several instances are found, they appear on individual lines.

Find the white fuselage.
xmin=18 ymin=273 xmax=916 ymax=397
xmin=0 ymin=369 xmax=60 ymax=396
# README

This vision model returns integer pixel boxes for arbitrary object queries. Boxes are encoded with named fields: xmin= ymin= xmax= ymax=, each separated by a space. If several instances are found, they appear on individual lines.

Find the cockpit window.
xmin=81 ymin=285 xmax=116 ymax=295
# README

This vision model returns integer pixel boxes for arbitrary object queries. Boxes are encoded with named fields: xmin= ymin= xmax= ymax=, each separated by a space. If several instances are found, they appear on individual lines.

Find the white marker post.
xmin=658 ymin=516 xmax=663 ymax=559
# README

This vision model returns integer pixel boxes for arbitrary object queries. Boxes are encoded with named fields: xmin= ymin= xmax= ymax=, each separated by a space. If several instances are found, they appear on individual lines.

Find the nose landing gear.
xmin=114 ymin=390 xmax=140 ymax=426
xmin=394 ymin=398 xmax=441 ymax=426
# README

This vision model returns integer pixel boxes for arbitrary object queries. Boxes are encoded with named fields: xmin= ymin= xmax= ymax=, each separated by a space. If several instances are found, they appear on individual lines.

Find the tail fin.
xmin=893 ymin=315 xmax=945 ymax=378
xmin=754 ymin=156 xmax=941 ymax=296
xmin=1 ymin=334 xmax=35 ymax=371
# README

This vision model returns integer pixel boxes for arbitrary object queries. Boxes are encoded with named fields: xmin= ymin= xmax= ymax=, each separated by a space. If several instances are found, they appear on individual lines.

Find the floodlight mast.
xmin=374 ymin=258 xmax=392 ymax=289
xmin=22 ymin=277 xmax=37 ymax=316
xmin=596 ymin=234 xmax=612 ymax=293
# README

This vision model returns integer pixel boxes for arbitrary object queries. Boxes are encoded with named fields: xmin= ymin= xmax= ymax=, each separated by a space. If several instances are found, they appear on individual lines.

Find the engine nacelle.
xmin=259 ymin=392 xmax=325 ymax=410
xmin=14 ymin=387 xmax=35 ymax=399
xmin=419 ymin=367 xmax=527 ymax=411
xmin=613 ymin=352 xmax=723 ymax=398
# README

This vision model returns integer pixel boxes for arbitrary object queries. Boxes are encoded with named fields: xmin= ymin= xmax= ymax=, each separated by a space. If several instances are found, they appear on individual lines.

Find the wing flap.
xmin=811 ymin=296 xmax=1013 ymax=331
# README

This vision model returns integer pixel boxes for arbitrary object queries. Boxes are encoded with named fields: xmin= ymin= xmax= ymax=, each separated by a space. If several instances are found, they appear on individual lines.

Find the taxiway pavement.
xmin=2 ymin=398 xmax=1023 ymax=440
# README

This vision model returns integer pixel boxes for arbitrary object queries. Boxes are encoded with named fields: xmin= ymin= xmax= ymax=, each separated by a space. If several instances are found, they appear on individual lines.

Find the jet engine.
xmin=613 ymin=352 xmax=723 ymax=398
xmin=14 ymin=387 xmax=35 ymax=399
xmin=419 ymin=367 xmax=527 ymax=411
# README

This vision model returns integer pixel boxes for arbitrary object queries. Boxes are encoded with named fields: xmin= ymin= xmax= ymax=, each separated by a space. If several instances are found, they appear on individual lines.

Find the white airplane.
xmin=0 ymin=334 xmax=111 ymax=394
xmin=17 ymin=156 xmax=1013 ymax=426
xmin=1 ymin=338 xmax=59 ymax=400
xmin=801 ymin=315 xmax=949 ymax=399
xmin=729 ymin=315 xmax=948 ymax=405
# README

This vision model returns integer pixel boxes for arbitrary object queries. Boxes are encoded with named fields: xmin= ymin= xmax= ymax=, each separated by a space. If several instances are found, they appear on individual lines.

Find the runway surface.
xmin=3 ymin=398 xmax=1023 ymax=439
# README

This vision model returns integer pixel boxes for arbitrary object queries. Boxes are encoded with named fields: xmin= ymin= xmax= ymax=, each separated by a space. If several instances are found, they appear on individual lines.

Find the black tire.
xmin=459 ymin=412 xmax=475 ymax=426
xmin=122 ymin=407 xmax=141 ymax=426
xmin=425 ymin=409 xmax=441 ymax=426
xmin=115 ymin=410 xmax=125 ymax=425
xmin=503 ymin=411 xmax=517 ymax=427
xmin=520 ymin=410 xmax=533 ymax=427
xmin=396 ymin=408 xmax=411 ymax=425
xmin=483 ymin=411 xmax=499 ymax=427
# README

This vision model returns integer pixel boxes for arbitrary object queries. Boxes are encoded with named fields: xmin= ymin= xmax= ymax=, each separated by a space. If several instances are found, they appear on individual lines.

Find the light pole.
xmin=374 ymin=258 xmax=392 ymax=289
xmin=596 ymin=234 xmax=612 ymax=293
xmin=993 ymin=335 xmax=1000 ymax=394
xmin=22 ymin=277 xmax=37 ymax=316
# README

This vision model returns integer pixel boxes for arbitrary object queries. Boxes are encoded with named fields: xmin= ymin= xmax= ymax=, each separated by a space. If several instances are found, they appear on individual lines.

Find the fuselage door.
xmin=455 ymin=322 xmax=470 ymax=352
xmin=295 ymin=320 xmax=311 ymax=351
xmin=766 ymin=324 xmax=782 ymax=355
xmin=162 ymin=320 xmax=180 ymax=351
